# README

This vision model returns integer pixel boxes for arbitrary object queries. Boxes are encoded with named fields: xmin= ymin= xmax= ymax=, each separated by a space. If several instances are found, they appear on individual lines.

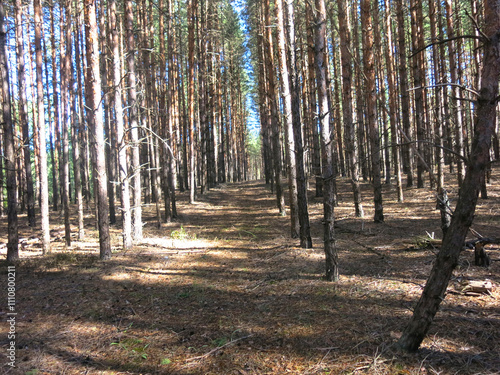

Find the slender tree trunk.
xmin=286 ymin=0 xmax=312 ymax=248
xmin=264 ymin=0 xmax=286 ymax=216
xmin=109 ymin=0 xmax=132 ymax=249
xmin=314 ymin=0 xmax=338 ymax=281
xmin=338 ymin=0 xmax=364 ymax=216
xmin=398 ymin=0 xmax=500 ymax=351
xmin=84 ymin=0 xmax=112 ymax=260
xmin=383 ymin=0 xmax=403 ymax=202
xmin=395 ymin=0 xmax=414 ymax=187
xmin=275 ymin=0 xmax=299 ymax=237
xmin=361 ymin=0 xmax=384 ymax=222
xmin=445 ymin=0 xmax=465 ymax=186
xmin=49 ymin=2 xmax=61 ymax=212
xmin=14 ymin=0 xmax=35 ymax=228
xmin=34 ymin=0 xmax=50 ymax=254
xmin=1 ymin=2 xmax=19 ymax=262
xmin=74 ymin=2 xmax=85 ymax=239
xmin=167 ymin=0 xmax=178 ymax=218
xmin=410 ymin=0 xmax=427 ymax=189
xmin=125 ymin=0 xmax=143 ymax=242
xmin=429 ymin=0 xmax=445 ymax=191
xmin=61 ymin=0 xmax=73 ymax=247
xmin=188 ymin=0 xmax=197 ymax=203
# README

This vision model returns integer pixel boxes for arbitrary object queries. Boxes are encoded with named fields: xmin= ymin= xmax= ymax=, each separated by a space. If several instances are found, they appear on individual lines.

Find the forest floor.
xmin=1 ymin=168 xmax=500 ymax=375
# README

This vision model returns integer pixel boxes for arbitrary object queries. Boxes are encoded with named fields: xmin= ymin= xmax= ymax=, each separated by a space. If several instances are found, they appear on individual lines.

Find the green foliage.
xmin=160 ymin=358 xmax=172 ymax=365
xmin=170 ymin=225 xmax=195 ymax=240
xmin=110 ymin=337 xmax=149 ymax=361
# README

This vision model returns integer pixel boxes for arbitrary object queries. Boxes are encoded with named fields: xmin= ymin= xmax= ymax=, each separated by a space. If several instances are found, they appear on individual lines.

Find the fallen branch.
xmin=185 ymin=334 xmax=254 ymax=363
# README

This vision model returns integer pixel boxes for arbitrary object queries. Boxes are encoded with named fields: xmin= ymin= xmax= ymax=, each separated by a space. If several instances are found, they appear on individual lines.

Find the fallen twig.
xmin=185 ymin=334 xmax=254 ymax=363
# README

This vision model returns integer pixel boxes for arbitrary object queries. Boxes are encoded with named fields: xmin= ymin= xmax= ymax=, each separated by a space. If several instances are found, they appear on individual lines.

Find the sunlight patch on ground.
xmin=140 ymin=236 xmax=214 ymax=250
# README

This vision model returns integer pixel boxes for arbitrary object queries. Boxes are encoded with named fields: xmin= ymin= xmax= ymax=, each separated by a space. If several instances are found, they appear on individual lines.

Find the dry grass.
xmin=1 ymin=168 xmax=499 ymax=374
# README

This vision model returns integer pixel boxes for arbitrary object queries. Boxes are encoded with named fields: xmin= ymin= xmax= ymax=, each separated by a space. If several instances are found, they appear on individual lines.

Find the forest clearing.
xmin=1 ymin=170 xmax=499 ymax=375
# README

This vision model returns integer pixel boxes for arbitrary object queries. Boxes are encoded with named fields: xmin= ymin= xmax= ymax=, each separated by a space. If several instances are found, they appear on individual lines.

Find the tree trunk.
xmin=398 ymin=1 xmax=500 ymax=350
xmin=383 ymin=0 xmax=403 ymax=202
xmin=263 ymin=0 xmax=286 ymax=216
xmin=444 ymin=0 xmax=466 ymax=187
xmin=125 ymin=0 xmax=143 ymax=242
xmin=395 ymin=0 xmax=414 ymax=187
xmin=84 ymin=0 xmax=112 ymax=260
xmin=1 ymin=2 xmax=19 ymax=262
xmin=61 ymin=0 xmax=73 ymax=247
xmin=410 ymin=0 xmax=427 ymax=189
xmin=187 ymin=0 xmax=197 ymax=203
xmin=314 ymin=0 xmax=338 ymax=281
xmin=275 ymin=0 xmax=300 ymax=238
xmin=109 ymin=0 xmax=132 ymax=250
xmin=286 ymin=0 xmax=312 ymax=248
xmin=74 ymin=2 xmax=85 ymax=239
xmin=14 ymin=0 xmax=35 ymax=228
xmin=34 ymin=0 xmax=51 ymax=255
xmin=338 ymin=0 xmax=364 ymax=216
xmin=50 ymin=2 xmax=61 ymax=212
xmin=361 ymin=0 xmax=384 ymax=223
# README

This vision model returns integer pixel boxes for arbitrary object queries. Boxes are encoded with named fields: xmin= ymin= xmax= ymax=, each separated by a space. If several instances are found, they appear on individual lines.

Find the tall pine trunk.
xmin=314 ymin=0 xmax=338 ymax=281
xmin=125 ymin=0 xmax=143 ymax=242
xmin=361 ymin=0 xmax=384 ymax=223
xmin=275 ymin=0 xmax=300 ymax=237
xmin=84 ymin=0 xmax=112 ymax=260
xmin=1 ymin=2 xmax=19 ymax=262
xmin=110 ymin=0 xmax=132 ymax=249
xmin=14 ymin=0 xmax=35 ymax=228
xmin=34 ymin=0 xmax=51 ymax=254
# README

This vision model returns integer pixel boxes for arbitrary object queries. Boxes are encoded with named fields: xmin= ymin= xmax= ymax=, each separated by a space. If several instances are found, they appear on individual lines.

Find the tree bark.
xmin=263 ymin=0 xmax=286 ymax=216
xmin=314 ymin=0 xmax=338 ymax=281
xmin=14 ymin=0 xmax=35 ymax=228
xmin=109 ymin=0 xmax=132 ymax=250
xmin=34 ymin=0 xmax=51 ymax=254
xmin=286 ymin=0 xmax=312 ymax=248
xmin=275 ymin=0 xmax=300 ymax=238
xmin=84 ymin=0 xmax=112 ymax=260
xmin=398 ymin=0 xmax=500 ymax=351
xmin=125 ymin=0 xmax=143 ymax=242
xmin=338 ymin=0 xmax=364 ymax=216
xmin=361 ymin=0 xmax=384 ymax=223
xmin=61 ymin=0 xmax=73 ymax=247
xmin=187 ymin=0 xmax=197 ymax=203
xmin=395 ymin=0 xmax=414 ymax=187
xmin=1 ymin=2 xmax=19 ymax=262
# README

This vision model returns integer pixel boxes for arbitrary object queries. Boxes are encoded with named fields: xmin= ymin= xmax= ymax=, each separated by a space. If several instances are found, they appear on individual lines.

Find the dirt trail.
xmin=1 ymin=176 xmax=500 ymax=374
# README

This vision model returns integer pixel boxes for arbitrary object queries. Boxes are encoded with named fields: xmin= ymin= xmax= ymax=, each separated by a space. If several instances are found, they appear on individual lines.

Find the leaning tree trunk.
xmin=314 ymin=0 xmax=338 ymax=281
xmin=398 ymin=0 xmax=500 ymax=351
xmin=1 ymin=2 xmax=19 ymax=263
xmin=84 ymin=0 xmax=112 ymax=260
